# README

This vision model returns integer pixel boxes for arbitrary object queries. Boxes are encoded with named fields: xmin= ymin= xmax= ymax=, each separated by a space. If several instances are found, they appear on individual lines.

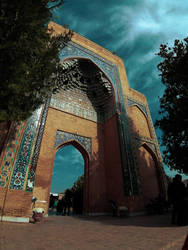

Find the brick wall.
xmin=0 ymin=188 xmax=32 ymax=217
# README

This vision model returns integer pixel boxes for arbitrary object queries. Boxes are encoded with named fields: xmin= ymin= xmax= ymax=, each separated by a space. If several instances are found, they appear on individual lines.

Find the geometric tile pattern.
xmin=9 ymin=107 xmax=42 ymax=190
xmin=0 ymin=121 xmax=24 ymax=188
xmin=54 ymin=130 xmax=92 ymax=156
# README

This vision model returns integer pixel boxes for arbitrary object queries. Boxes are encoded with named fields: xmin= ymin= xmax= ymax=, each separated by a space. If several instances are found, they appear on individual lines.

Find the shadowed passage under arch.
xmin=51 ymin=144 xmax=84 ymax=194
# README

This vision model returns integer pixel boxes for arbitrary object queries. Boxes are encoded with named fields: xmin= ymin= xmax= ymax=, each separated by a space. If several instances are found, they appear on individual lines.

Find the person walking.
xmin=169 ymin=174 xmax=187 ymax=226
xmin=64 ymin=189 xmax=72 ymax=216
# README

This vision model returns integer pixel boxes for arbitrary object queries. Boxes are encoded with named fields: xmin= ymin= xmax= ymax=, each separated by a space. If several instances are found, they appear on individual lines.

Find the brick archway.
xmin=53 ymin=140 xmax=90 ymax=214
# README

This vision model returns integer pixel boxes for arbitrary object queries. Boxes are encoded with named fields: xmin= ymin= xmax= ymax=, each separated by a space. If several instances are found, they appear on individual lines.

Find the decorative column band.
xmin=113 ymin=68 xmax=139 ymax=196
xmin=25 ymin=97 xmax=51 ymax=192
xmin=9 ymin=108 xmax=43 ymax=190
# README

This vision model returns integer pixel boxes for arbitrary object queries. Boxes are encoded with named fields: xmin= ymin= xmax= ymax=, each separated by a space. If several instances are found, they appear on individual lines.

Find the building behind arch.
xmin=0 ymin=22 xmax=167 ymax=222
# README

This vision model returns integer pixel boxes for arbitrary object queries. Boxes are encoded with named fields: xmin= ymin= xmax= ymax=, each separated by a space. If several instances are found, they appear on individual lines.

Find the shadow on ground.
xmin=47 ymin=212 xmax=183 ymax=228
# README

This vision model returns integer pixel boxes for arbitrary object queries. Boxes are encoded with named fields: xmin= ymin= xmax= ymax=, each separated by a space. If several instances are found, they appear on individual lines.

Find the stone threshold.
xmin=1 ymin=216 xmax=29 ymax=223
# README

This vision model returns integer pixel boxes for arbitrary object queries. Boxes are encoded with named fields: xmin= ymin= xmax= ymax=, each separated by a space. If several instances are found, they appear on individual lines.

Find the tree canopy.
xmin=156 ymin=38 xmax=188 ymax=174
xmin=0 ymin=0 xmax=72 ymax=122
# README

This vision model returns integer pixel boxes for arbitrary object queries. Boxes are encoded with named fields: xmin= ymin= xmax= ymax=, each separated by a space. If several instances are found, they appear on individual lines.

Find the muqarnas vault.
xmin=0 ymin=22 xmax=166 ymax=222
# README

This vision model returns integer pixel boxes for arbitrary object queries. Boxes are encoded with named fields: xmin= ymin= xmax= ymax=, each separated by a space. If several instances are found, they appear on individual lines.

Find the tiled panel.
xmin=50 ymin=89 xmax=115 ymax=123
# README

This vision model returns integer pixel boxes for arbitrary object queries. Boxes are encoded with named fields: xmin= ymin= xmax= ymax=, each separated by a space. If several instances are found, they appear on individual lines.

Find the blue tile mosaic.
xmin=25 ymin=98 xmax=51 ymax=192
xmin=9 ymin=107 xmax=42 ymax=190
xmin=54 ymin=130 xmax=92 ymax=156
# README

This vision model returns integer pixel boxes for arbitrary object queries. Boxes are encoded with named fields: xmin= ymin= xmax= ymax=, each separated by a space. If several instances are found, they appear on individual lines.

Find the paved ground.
xmin=0 ymin=213 xmax=187 ymax=250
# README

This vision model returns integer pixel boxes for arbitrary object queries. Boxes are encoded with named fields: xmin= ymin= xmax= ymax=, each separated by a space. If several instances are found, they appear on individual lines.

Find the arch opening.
xmin=49 ymin=143 xmax=88 ymax=216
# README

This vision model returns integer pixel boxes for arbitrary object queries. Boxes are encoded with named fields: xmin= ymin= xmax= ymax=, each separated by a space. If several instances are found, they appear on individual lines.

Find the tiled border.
xmin=54 ymin=130 xmax=92 ymax=156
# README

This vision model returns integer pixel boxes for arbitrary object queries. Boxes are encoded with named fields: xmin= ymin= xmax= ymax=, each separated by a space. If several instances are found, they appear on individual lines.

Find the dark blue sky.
xmin=50 ymin=1 xmax=188 ymax=188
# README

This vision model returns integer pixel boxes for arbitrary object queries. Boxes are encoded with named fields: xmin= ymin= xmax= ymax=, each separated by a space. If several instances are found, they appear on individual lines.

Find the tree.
xmin=156 ymin=38 xmax=188 ymax=174
xmin=0 ymin=0 xmax=72 ymax=122
xmin=71 ymin=175 xmax=84 ymax=193
xmin=70 ymin=175 xmax=84 ymax=214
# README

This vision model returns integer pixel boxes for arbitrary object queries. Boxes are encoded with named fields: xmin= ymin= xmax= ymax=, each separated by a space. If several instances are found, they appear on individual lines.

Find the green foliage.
xmin=156 ymin=38 xmax=188 ymax=174
xmin=71 ymin=175 xmax=84 ymax=193
xmin=0 ymin=0 xmax=72 ymax=121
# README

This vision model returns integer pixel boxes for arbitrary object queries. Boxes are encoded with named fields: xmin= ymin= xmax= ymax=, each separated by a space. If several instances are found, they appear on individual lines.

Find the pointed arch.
xmin=51 ymin=57 xmax=117 ymax=123
xmin=61 ymin=56 xmax=116 ymax=103
xmin=141 ymin=142 xmax=158 ymax=160
xmin=137 ymin=142 xmax=160 ymax=203
xmin=55 ymin=139 xmax=90 ymax=163
xmin=129 ymin=104 xmax=151 ymax=138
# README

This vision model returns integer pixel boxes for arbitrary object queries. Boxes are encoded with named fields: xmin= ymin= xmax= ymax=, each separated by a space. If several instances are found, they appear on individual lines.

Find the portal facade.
xmin=0 ymin=22 xmax=166 ymax=222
